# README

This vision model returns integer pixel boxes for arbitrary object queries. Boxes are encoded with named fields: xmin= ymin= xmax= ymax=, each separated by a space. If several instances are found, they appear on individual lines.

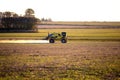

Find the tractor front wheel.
xmin=49 ymin=39 xmax=55 ymax=43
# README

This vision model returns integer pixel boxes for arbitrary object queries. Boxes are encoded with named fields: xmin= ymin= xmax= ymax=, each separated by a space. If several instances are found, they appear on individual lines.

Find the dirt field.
xmin=0 ymin=41 xmax=120 ymax=80
xmin=37 ymin=24 xmax=120 ymax=29
xmin=39 ymin=22 xmax=120 ymax=28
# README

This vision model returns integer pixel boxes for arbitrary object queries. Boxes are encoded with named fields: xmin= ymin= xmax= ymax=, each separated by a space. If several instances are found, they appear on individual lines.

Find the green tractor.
xmin=45 ymin=32 xmax=67 ymax=43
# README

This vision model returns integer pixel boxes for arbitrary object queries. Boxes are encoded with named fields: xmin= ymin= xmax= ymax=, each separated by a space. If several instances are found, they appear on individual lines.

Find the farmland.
xmin=0 ymin=29 xmax=120 ymax=41
xmin=0 ymin=41 xmax=120 ymax=80
xmin=0 ymin=26 xmax=120 ymax=79
xmin=39 ymin=21 xmax=120 ymax=27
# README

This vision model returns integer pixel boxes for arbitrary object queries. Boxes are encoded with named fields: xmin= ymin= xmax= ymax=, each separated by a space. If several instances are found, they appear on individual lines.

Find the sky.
xmin=0 ymin=0 xmax=120 ymax=21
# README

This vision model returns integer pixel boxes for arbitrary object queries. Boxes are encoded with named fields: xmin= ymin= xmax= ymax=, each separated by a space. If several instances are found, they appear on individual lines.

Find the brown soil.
xmin=0 ymin=41 xmax=120 ymax=79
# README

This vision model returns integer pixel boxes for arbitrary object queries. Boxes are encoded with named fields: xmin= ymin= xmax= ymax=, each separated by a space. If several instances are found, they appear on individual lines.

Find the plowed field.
xmin=0 ymin=41 xmax=120 ymax=79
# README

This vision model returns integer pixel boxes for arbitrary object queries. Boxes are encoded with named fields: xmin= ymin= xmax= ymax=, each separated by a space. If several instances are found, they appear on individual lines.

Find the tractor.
xmin=45 ymin=32 xmax=67 ymax=43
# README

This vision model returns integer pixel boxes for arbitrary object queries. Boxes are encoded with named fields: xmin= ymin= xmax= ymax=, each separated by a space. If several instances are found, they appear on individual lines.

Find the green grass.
xmin=0 ymin=29 xmax=120 ymax=40
xmin=39 ymin=29 xmax=120 ymax=37
xmin=0 ymin=29 xmax=120 ymax=37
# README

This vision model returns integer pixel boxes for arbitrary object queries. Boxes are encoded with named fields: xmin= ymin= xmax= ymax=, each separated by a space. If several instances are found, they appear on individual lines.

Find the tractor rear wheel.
xmin=49 ymin=39 xmax=55 ymax=43
xmin=61 ymin=39 xmax=67 ymax=43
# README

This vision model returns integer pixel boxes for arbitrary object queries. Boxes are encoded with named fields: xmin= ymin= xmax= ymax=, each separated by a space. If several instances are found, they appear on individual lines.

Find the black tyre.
xmin=61 ymin=39 xmax=67 ymax=43
xmin=49 ymin=39 xmax=55 ymax=43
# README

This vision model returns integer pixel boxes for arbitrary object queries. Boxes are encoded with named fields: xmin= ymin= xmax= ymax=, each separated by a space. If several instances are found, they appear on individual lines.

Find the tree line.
xmin=0 ymin=8 xmax=38 ymax=32
xmin=0 ymin=8 xmax=35 ymax=19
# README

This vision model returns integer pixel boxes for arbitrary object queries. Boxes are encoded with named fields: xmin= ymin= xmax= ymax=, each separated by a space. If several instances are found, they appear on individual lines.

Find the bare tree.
xmin=3 ymin=11 xmax=12 ymax=17
xmin=25 ymin=8 xmax=35 ymax=17
xmin=0 ymin=12 xmax=3 ymax=18
xmin=12 ymin=13 xmax=19 ymax=17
